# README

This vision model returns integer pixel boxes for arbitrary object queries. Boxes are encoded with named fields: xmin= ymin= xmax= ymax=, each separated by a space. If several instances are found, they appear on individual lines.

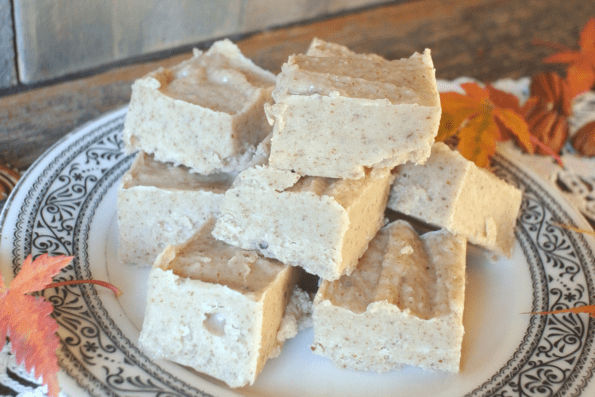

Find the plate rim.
xmin=3 ymin=98 xmax=595 ymax=397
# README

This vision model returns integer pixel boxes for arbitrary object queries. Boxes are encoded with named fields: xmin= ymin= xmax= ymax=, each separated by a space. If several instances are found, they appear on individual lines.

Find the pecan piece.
xmin=572 ymin=120 xmax=595 ymax=156
xmin=526 ymin=109 xmax=569 ymax=155
xmin=530 ymin=72 xmax=572 ymax=116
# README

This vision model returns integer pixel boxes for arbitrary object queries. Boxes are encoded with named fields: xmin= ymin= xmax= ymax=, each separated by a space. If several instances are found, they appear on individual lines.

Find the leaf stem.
xmin=524 ymin=305 xmax=595 ymax=318
xmin=44 ymin=280 xmax=122 ymax=297
xmin=553 ymin=222 xmax=595 ymax=236
xmin=528 ymin=134 xmax=564 ymax=167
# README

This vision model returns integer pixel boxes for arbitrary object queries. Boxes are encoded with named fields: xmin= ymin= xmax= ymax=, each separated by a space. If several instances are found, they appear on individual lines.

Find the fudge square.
xmin=388 ymin=142 xmax=522 ymax=256
xmin=117 ymin=151 xmax=235 ymax=266
xmin=138 ymin=220 xmax=300 ymax=388
xmin=123 ymin=39 xmax=275 ymax=175
xmin=212 ymin=165 xmax=393 ymax=281
xmin=312 ymin=220 xmax=466 ymax=373
xmin=306 ymin=37 xmax=386 ymax=60
xmin=264 ymin=39 xmax=441 ymax=179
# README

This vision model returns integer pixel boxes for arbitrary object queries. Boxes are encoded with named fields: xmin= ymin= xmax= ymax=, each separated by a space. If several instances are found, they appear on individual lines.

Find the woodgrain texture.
xmin=240 ymin=0 xmax=594 ymax=78
xmin=0 ymin=0 xmax=17 ymax=88
xmin=242 ymin=0 xmax=393 ymax=33
xmin=2 ymin=0 xmax=595 ymax=171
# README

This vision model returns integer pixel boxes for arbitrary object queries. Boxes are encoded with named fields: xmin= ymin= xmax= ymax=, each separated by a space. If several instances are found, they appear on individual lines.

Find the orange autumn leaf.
xmin=436 ymin=92 xmax=479 ymax=142
xmin=493 ymin=107 xmax=533 ymax=152
xmin=437 ymin=82 xmax=534 ymax=168
xmin=456 ymin=110 xmax=499 ymax=168
xmin=529 ymin=305 xmax=595 ymax=318
xmin=461 ymin=82 xmax=489 ymax=101
xmin=0 ymin=254 xmax=73 ymax=397
xmin=566 ymin=64 xmax=595 ymax=99
xmin=542 ymin=17 xmax=595 ymax=97
xmin=486 ymin=85 xmax=522 ymax=113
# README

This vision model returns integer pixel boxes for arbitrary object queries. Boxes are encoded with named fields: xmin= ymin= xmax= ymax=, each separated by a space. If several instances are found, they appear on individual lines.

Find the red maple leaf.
xmin=0 ymin=254 xmax=121 ymax=396
xmin=0 ymin=254 xmax=73 ymax=396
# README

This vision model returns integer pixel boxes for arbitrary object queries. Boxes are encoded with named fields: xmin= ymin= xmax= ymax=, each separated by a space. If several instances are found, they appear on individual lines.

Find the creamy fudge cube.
xmin=138 ymin=221 xmax=300 ymax=388
xmin=312 ymin=220 xmax=466 ymax=373
xmin=387 ymin=142 xmax=522 ymax=256
xmin=117 ymin=151 xmax=235 ymax=266
xmin=212 ymin=165 xmax=393 ymax=280
xmin=123 ymin=39 xmax=275 ymax=174
xmin=265 ymin=39 xmax=441 ymax=179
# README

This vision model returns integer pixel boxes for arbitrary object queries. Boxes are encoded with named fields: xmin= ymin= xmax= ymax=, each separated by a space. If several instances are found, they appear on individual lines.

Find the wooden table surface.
xmin=1 ymin=0 xmax=595 ymax=172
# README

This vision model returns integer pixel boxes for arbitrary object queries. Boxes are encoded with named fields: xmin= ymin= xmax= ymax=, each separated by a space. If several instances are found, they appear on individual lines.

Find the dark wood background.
xmin=2 ymin=0 xmax=595 ymax=171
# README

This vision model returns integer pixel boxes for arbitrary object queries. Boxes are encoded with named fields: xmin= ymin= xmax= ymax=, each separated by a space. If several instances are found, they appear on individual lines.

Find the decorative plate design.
xmin=1 ymin=97 xmax=595 ymax=396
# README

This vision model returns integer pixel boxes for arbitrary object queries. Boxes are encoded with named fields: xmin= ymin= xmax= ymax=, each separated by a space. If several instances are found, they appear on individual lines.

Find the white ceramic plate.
xmin=2 ymin=105 xmax=595 ymax=397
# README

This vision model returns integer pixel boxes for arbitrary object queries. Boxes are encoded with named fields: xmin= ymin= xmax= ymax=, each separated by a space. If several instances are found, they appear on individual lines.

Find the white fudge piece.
xmin=388 ymin=142 xmax=522 ymax=256
xmin=117 ymin=151 xmax=235 ymax=266
xmin=312 ymin=220 xmax=466 ymax=373
xmin=212 ymin=165 xmax=393 ymax=281
xmin=138 ymin=221 xmax=300 ymax=388
xmin=123 ymin=39 xmax=275 ymax=174
xmin=265 ymin=39 xmax=440 ymax=179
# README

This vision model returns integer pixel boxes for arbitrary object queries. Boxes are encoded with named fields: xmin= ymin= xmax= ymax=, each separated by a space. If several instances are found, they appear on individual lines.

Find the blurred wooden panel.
xmin=327 ymin=0 xmax=392 ymax=13
xmin=14 ymin=0 xmax=115 ymax=84
xmin=242 ymin=0 xmax=394 ymax=35
xmin=12 ymin=0 xmax=395 ymax=85
xmin=0 ymin=0 xmax=17 ymax=88
xmin=13 ymin=0 xmax=243 ymax=84
xmin=111 ymin=0 xmax=243 ymax=59
xmin=240 ymin=0 xmax=595 ymax=80
xmin=243 ymin=0 xmax=330 ymax=32
xmin=0 ymin=51 xmax=193 ymax=170
xmin=5 ymin=0 xmax=595 ymax=172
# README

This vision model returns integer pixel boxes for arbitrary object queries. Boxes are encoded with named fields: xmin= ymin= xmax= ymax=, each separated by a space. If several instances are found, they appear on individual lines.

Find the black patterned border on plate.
xmin=466 ymin=155 xmax=595 ymax=397
xmin=4 ymin=107 xmax=595 ymax=397
xmin=8 ymin=109 xmax=212 ymax=397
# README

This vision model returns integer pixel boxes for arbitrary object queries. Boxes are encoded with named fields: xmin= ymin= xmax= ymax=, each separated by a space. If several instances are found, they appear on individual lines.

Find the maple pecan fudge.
xmin=387 ymin=142 xmax=522 ymax=256
xmin=264 ymin=39 xmax=441 ymax=179
xmin=305 ymin=38 xmax=385 ymax=59
xmin=138 ymin=220 xmax=301 ymax=388
xmin=123 ymin=39 xmax=275 ymax=174
xmin=312 ymin=220 xmax=466 ymax=373
xmin=212 ymin=165 xmax=393 ymax=280
xmin=117 ymin=151 xmax=235 ymax=266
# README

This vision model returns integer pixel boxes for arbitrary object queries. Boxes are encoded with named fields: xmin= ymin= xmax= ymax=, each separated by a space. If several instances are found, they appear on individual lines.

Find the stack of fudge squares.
xmin=117 ymin=38 xmax=522 ymax=388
